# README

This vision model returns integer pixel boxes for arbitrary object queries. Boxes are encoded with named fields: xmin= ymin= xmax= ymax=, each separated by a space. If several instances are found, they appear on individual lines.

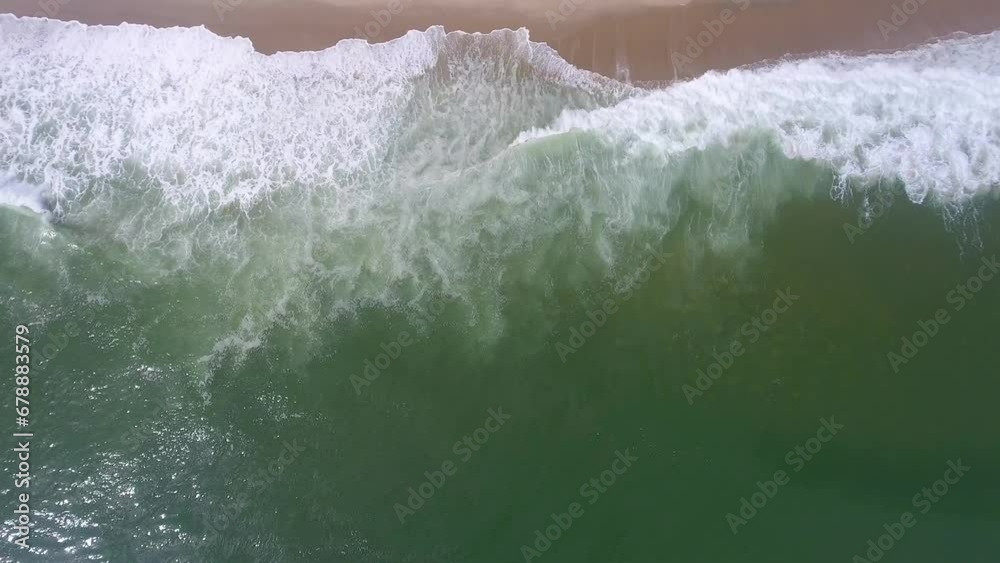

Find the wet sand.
xmin=4 ymin=0 xmax=1000 ymax=81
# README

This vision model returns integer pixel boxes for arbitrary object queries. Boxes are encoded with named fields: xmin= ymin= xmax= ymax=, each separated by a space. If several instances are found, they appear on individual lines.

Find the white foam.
xmin=0 ymin=17 xmax=619 ymax=215
xmin=516 ymin=32 xmax=1000 ymax=204
xmin=3 ymin=15 xmax=996 ymax=226
xmin=0 ymin=15 xmax=448 ymax=214
xmin=4 ymin=15 xmax=999 ymax=364
xmin=0 ymin=172 xmax=51 ymax=219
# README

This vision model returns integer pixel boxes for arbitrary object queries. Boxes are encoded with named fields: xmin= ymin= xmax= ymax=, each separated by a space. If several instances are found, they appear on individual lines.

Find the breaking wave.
xmin=1 ymin=14 xmax=998 ymax=367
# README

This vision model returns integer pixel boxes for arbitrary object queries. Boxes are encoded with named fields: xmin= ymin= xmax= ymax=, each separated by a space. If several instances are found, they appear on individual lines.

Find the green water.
xmin=4 ymin=187 xmax=1000 ymax=562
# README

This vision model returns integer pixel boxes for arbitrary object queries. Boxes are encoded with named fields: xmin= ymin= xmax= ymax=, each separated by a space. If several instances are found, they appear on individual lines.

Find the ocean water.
xmin=1 ymin=14 xmax=999 ymax=563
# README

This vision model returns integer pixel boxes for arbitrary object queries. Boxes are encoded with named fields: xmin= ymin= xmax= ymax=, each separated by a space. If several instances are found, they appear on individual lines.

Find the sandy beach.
xmin=4 ymin=0 xmax=1000 ymax=82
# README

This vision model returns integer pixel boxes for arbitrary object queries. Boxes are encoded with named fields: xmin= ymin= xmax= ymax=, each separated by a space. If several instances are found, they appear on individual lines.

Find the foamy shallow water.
xmin=1 ymin=14 xmax=998 ymax=357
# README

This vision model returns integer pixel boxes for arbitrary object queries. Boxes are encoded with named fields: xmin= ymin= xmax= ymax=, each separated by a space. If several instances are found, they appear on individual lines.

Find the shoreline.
xmin=4 ymin=0 xmax=1000 ymax=81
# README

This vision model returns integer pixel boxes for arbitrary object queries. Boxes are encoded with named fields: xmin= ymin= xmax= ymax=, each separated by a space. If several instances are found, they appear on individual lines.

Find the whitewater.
xmin=1 ymin=14 xmax=999 ymax=361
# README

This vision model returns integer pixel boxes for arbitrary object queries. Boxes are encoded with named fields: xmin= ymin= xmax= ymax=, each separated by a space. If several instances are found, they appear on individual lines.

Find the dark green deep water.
xmin=2 ymin=14 xmax=1000 ymax=563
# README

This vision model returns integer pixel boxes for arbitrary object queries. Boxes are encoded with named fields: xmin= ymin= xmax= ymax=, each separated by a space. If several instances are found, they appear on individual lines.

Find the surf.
xmin=2 ymin=14 xmax=998 ymax=367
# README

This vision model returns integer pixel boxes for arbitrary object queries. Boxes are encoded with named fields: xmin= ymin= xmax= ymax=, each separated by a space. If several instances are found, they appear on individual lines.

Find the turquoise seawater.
xmin=1 ymin=15 xmax=999 ymax=563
